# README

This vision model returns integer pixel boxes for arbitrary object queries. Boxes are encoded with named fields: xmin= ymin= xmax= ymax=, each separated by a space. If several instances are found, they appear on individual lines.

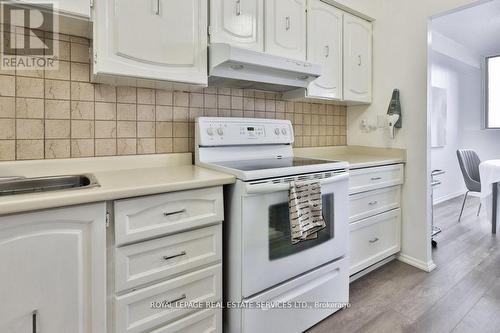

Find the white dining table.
xmin=479 ymin=160 xmax=500 ymax=234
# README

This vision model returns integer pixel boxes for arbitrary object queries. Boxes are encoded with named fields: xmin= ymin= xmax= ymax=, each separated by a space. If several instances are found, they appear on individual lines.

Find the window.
xmin=486 ymin=55 xmax=500 ymax=128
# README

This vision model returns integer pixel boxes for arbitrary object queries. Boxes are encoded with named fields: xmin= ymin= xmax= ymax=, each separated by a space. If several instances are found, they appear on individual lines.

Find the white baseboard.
xmin=433 ymin=191 xmax=464 ymax=205
xmin=349 ymin=255 xmax=396 ymax=283
xmin=397 ymin=253 xmax=437 ymax=272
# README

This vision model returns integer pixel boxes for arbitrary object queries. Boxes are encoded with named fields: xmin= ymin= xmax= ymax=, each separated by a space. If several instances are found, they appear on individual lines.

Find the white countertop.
xmin=0 ymin=154 xmax=235 ymax=215
xmin=294 ymin=146 xmax=406 ymax=169
xmin=0 ymin=147 xmax=405 ymax=215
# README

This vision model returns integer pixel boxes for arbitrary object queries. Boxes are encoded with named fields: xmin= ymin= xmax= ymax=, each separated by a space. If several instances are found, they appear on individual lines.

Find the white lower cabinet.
xmin=348 ymin=164 xmax=404 ymax=276
xmin=148 ymin=309 xmax=221 ymax=333
xmin=349 ymin=164 xmax=404 ymax=195
xmin=115 ymin=225 xmax=222 ymax=293
xmin=112 ymin=186 xmax=224 ymax=333
xmin=349 ymin=209 xmax=401 ymax=275
xmin=114 ymin=187 xmax=223 ymax=246
xmin=349 ymin=186 xmax=401 ymax=223
xmin=115 ymin=264 xmax=222 ymax=333
xmin=0 ymin=203 xmax=106 ymax=333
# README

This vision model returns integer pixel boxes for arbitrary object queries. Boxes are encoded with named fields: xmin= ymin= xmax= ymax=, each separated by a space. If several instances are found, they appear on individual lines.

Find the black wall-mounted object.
xmin=387 ymin=89 xmax=402 ymax=128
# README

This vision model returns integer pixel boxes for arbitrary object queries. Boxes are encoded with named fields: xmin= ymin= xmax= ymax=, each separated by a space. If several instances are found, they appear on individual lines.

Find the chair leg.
xmin=477 ymin=202 xmax=482 ymax=217
xmin=459 ymin=191 xmax=469 ymax=222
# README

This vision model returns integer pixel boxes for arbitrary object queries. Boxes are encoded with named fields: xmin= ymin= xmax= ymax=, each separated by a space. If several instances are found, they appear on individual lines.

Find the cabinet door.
xmin=265 ymin=0 xmax=306 ymax=60
xmin=306 ymin=0 xmax=343 ymax=100
xmin=93 ymin=0 xmax=207 ymax=85
xmin=209 ymin=0 xmax=264 ymax=51
xmin=57 ymin=0 xmax=90 ymax=18
xmin=11 ymin=0 xmax=90 ymax=18
xmin=0 ymin=203 xmax=106 ymax=333
xmin=343 ymin=13 xmax=372 ymax=103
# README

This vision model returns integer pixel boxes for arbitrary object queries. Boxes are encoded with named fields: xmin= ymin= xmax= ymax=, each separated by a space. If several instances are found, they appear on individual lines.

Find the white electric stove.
xmin=195 ymin=117 xmax=350 ymax=333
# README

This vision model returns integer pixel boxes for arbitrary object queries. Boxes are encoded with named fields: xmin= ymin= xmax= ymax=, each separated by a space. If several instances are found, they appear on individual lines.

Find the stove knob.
xmin=217 ymin=128 xmax=224 ymax=135
xmin=281 ymin=128 xmax=287 ymax=135
xmin=206 ymin=128 xmax=214 ymax=136
xmin=274 ymin=128 xmax=280 ymax=135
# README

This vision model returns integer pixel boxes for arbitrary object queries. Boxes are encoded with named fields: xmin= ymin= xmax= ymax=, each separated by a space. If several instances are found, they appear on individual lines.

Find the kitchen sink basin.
xmin=0 ymin=174 xmax=100 ymax=196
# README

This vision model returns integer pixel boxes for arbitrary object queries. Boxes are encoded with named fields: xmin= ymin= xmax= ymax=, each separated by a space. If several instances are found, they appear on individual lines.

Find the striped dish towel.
xmin=289 ymin=180 xmax=326 ymax=244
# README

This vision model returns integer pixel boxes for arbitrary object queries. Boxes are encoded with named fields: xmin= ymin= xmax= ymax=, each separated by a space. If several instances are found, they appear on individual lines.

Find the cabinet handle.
xmin=285 ymin=16 xmax=291 ymax=31
xmin=235 ymin=0 xmax=241 ymax=16
xmin=153 ymin=0 xmax=160 ymax=15
xmin=368 ymin=200 xmax=378 ymax=206
xmin=369 ymin=237 xmax=379 ymax=243
xmin=162 ymin=251 xmax=187 ymax=261
xmin=358 ymin=54 xmax=362 ymax=66
xmin=163 ymin=209 xmax=186 ymax=217
xmin=370 ymin=177 xmax=382 ymax=181
xmin=32 ymin=310 xmax=39 ymax=333
xmin=168 ymin=294 xmax=187 ymax=305
xmin=324 ymin=45 xmax=330 ymax=58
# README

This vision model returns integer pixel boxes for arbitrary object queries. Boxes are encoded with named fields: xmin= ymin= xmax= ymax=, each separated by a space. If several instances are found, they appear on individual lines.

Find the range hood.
xmin=208 ymin=43 xmax=322 ymax=92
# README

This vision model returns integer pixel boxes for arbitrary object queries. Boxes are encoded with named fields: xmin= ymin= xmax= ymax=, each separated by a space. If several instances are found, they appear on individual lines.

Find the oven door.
xmin=240 ymin=171 xmax=349 ymax=298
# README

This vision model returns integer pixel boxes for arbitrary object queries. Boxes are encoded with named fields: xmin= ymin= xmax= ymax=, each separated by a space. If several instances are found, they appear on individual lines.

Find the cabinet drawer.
xmin=114 ymin=187 xmax=223 ymax=246
xmin=115 ymin=264 xmax=222 ymax=333
xmin=115 ymin=225 xmax=222 ymax=293
xmin=149 ymin=308 xmax=221 ymax=333
xmin=349 ymin=164 xmax=403 ymax=194
xmin=349 ymin=186 xmax=401 ymax=223
xmin=349 ymin=209 xmax=401 ymax=275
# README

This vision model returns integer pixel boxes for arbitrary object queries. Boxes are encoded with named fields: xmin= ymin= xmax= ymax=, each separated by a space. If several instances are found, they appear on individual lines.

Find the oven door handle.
xmin=244 ymin=172 xmax=349 ymax=195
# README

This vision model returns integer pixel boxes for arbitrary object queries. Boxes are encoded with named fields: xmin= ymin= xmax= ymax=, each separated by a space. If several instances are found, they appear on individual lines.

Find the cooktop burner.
xmin=212 ymin=157 xmax=340 ymax=172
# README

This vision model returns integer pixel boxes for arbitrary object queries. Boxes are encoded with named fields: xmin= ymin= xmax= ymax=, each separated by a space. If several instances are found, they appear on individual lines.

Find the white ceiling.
xmin=432 ymin=0 xmax=500 ymax=56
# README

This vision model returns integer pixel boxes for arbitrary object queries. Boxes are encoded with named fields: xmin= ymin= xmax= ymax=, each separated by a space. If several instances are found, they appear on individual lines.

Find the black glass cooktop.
xmin=213 ymin=157 xmax=339 ymax=171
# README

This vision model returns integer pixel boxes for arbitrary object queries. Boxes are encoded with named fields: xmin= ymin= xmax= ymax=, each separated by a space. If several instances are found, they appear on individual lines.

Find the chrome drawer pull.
xmin=235 ymin=0 xmax=241 ymax=16
xmin=370 ymin=177 xmax=382 ymax=181
xmin=153 ymin=0 xmax=160 ymax=15
xmin=163 ymin=209 xmax=186 ymax=217
xmin=369 ymin=237 xmax=379 ymax=243
xmin=162 ymin=251 xmax=187 ymax=261
xmin=368 ymin=200 xmax=378 ymax=205
xmin=168 ymin=294 xmax=187 ymax=305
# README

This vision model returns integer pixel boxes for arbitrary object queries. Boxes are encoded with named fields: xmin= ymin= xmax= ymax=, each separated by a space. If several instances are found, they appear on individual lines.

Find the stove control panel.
xmin=196 ymin=117 xmax=294 ymax=146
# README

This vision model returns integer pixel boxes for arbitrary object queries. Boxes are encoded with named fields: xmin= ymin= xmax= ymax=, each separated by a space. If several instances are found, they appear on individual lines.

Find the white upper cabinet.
xmin=343 ymin=13 xmax=372 ymax=103
xmin=0 ymin=203 xmax=106 ymax=333
xmin=306 ymin=0 xmax=343 ymax=100
xmin=264 ymin=0 xmax=306 ymax=60
xmin=92 ymin=0 xmax=208 ymax=86
xmin=56 ymin=0 xmax=90 ymax=18
xmin=11 ymin=0 xmax=90 ymax=18
xmin=209 ymin=0 xmax=264 ymax=52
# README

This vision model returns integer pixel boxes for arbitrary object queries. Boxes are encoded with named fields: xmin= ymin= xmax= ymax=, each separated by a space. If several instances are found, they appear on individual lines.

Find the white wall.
xmin=430 ymin=51 xmax=481 ymax=203
xmin=334 ymin=0 xmax=480 ymax=271
xmin=430 ymin=17 xmax=500 ymax=204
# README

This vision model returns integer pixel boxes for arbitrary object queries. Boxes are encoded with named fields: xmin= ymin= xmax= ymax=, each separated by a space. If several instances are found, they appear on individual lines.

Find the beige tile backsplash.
xmin=0 ymin=32 xmax=347 ymax=161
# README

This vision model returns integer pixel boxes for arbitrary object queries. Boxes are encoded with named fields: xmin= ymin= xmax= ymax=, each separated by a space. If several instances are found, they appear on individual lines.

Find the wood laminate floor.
xmin=307 ymin=195 xmax=500 ymax=333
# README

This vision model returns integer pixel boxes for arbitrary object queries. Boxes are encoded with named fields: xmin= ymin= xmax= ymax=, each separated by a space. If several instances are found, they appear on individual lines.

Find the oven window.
xmin=268 ymin=193 xmax=334 ymax=260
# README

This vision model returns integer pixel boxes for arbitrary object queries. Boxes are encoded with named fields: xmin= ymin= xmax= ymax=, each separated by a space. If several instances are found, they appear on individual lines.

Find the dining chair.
xmin=456 ymin=149 xmax=482 ymax=221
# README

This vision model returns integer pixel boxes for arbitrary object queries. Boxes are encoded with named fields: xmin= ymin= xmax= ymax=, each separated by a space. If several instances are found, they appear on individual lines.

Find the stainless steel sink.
xmin=0 ymin=174 xmax=100 ymax=196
